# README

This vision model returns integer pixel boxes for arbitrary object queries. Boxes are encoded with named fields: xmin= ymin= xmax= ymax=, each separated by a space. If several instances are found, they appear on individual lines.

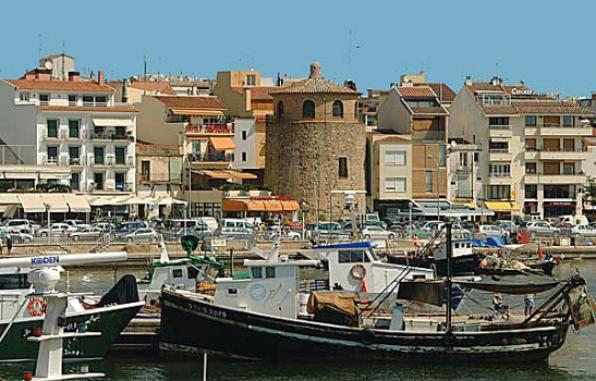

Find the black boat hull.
xmin=159 ymin=290 xmax=569 ymax=362
xmin=387 ymin=253 xmax=483 ymax=276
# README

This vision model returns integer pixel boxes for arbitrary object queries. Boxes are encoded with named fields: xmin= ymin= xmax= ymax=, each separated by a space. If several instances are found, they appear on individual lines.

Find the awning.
xmin=158 ymin=197 xmax=187 ymax=206
xmin=222 ymin=199 xmax=248 ymax=212
xmin=230 ymin=172 xmax=257 ymax=180
xmin=86 ymin=195 xmax=130 ymax=207
xmin=18 ymin=194 xmax=46 ymax=213
xmin=246 ymin=200 xmax=267 ymax=212
xmin=199 ymin=170 xmax=256 ymax=181
xmin=200 ymin=170 xmax=232 ymax=180
xmin=170 ymin=109 xmax=223 ymax=117
xmin=265 ymin=200 xmax=283 ymax=212
xmin=0 ymin=194 xmax=20 ymax=205
xmin=42 ymin=194 xmax=69 ymax=213
xmin=484 ymin=201 xmax=521 ymax=212
xmin=92 ymin=118 xmax=133 ymax=127
xmin=209 ymin=137 xmax=236 ymax=151
xmin=280 ymin=200 xmax=300 ymax=212
xmin=65 ymin=194 xmax=91 ymax=213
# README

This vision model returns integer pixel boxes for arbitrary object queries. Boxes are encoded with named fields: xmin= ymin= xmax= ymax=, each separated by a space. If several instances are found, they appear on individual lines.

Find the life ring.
xmin=350 ymin=264 xmax=366 ymax=281
xmin=27 ymin=297 xmax=46 ymax=317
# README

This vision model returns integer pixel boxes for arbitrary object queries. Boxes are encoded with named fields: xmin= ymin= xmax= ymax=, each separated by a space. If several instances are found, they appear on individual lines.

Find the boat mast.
xmin=445 ymin=222 xmax=452 ymax=333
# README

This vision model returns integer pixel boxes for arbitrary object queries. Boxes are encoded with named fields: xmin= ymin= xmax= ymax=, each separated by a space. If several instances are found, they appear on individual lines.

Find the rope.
xmin=0 ymin=294 xmax=30 ymax=344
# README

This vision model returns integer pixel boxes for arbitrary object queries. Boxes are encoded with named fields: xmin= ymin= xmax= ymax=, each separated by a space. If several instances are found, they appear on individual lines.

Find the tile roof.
xmin=396 ymin=86 xmax=436 ymax=98
xmin=428 ymin=83 xmax=456 ymax=103
xmin=466 ymin=83 xmax=503 ymax=92
xmin=512 ymin=100 xmax=591 ymax=115
xmin=410 ymin=106 xmax=449 ymax=115
xmin=127 ymin=81 xmax=176 ymax=95
xmin=6 ymin=79 xmax=112 ymax=92
xmin=153 ymin=96 xmax=226 ymax=110
xmin=38 ymin=105 xmax=138 ymax=113
xmin=271 ymin=62 xmax=358 ymax=95
xmin=480 ymin=105 xmax=518 ymax=115
xmin=232 ymin=86 xmax=279 ymax=100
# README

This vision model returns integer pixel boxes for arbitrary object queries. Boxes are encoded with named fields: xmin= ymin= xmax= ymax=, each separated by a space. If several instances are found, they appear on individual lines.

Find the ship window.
xmin=265 ymin=267 xmax=276 ymax=278
xmin=172 ymin=269 xmax=183 ymax=278
xmin=338 ymin=250 xmax=369 ymax=263
xmin=227 ymin=288 xmax=238 ymax=295
xmin=187 ymin=266 xmax=199 ymax=279
xmin=251 ymin=267 xmax=263 ymax=279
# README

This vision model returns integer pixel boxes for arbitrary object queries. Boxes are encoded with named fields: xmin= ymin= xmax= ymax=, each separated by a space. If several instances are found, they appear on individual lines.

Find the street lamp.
xmin=44 ymin=203 xmax=51 ymax=245
xmin=427 ymin=154 xmax=441 ymax=221
xmin=300 ymin=202 xmax=310 ymax=240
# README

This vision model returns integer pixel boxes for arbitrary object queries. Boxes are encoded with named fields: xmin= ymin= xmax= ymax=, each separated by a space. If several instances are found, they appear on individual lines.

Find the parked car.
xmin=559 ymin=215 xmax=589 ymax=226
xmin=2 ymin=231 xmax=34 ymax=243
xmin=0 ymin=219 xmax=41 ymax=234
xmin=220 ymin=227 xmax=254 ymax=238
xmin=496 ymin=220 xmax=518 ymax=233
xmin=478 ymin=225 xmax=503 ymax=236
xmin=37 ymin=223 xmax=77 ymax=237
xmin=64 ymin=219 xmax=85 ymax=229
xmin=285 ymin=230 xmax=302 ymax=240
xmin=419 ymin=221 xmax=445 ymax=232
xmin=69 ymin=227 xmax=104 ymax=241
xmin=525 ymin=221 xmax=560 ymax=235
xmin=115 ymin=221 xmax=149 ymax=234
xmin=361 ymin=226 xmax=395 ymax=240
xmin=121 ymin=228 xmax=160 ymax=243
xmin=220 ymin=218 xmax=256 ymax=231
xmin=571 ymin=224 xmax=596 ymax=237
xmin=93 ymin=222 xmax=116 ymax=232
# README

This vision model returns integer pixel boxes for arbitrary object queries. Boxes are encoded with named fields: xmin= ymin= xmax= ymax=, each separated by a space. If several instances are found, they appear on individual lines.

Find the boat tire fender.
xmin=360 ymin=329 xmax=376 ymax=345
xmin=350 ymin=264 xmax=366 ymax=281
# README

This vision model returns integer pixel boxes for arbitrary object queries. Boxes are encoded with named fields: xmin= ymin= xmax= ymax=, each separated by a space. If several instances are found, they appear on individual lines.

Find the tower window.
xmin=338 ymin=157 xmax=348 ymax=178
xmin=277 ymin=101 xmax=284 ymax=117
xmin=303 ymin=100 xmax=315 ymax=119
xmin=332 ymin=100 xmax=344 ymax=118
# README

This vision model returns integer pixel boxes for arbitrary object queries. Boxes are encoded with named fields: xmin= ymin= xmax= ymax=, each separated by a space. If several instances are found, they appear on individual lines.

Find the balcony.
xmin=69 ymin=156 xmax=85 ymax=166
xmin=488 ymin=124 xmax=512 ymax=137
xmin=487 ymin=172 xmax=512 ymax=185
xmin=524 ymin=172 xmax=587 ymax=185
xmin=525 ymin=125 xmax=592 ymax=136
xmin=411 ymin=130 xmax=446 ymax=142
xmin=524 ymin=150 xmax=538 ymax=160
xmin=89 ymin=130 xmax=134 ymax=142
xmin=187 ymin=152 xmax=233 ymax=169
xmin=185 ymin=123 xmax=234 ymax=135
xmin=539 ymin=149 xmax=590 ymax=160
xmin=113 ymin=156 xmax=135 ymax=167
xmin=488 ymin=149 xmax=512 ymax=161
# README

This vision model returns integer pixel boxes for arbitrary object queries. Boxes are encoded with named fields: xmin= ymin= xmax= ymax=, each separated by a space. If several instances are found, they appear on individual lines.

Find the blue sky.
xmin=0 ymin=0 xmax=594 ymax=97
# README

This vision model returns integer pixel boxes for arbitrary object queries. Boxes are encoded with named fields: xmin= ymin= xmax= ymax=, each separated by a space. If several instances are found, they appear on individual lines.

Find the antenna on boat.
xmin=159 ymin=236 xmax=170 ymax=264
xmin=0 ymin=252 xmax=128 ymax=381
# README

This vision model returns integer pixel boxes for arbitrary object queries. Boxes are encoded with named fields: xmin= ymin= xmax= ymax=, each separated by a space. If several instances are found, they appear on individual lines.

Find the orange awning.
xmin=170 ymin=108 xmax=223 ymax=116
xmin=280 ymin=200 xmax=300 ymax=212
xmin=209 ymin=137 xmax=236 ymax=151
xmin=245 ymin=200 xmax=267 ymax=212
xmin=200 ymin=170 xmax=232 ymax=180
xmin=230 ymin=172 xmax=257 ymax=180
xmin=222 ymin=199 xmax=246 ymax=212
xmin=265 ymin=200 xmax=283 ymax=212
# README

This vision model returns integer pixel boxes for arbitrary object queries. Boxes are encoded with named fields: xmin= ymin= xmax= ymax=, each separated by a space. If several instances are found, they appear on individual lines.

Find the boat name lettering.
xmin=30 ymin=256 xmax=60 ymax=265
xmin=187 ymin=302 xmax=227 ymax=319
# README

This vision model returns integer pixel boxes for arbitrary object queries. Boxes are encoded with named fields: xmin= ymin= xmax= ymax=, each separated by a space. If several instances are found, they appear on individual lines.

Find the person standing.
xmin=0 ymin=235 xmax=3 ymax=257
xmin=6 ymin=234 xmax=12 ymax=255
xmin=524 ymin=294 xmax=535 ymax=317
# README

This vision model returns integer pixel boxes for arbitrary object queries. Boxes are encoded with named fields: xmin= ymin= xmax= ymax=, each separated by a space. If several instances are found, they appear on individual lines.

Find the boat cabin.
xmin=214 ymin=258 xmax=319 ymax=319
xmin=139 ymin=259 xmax=203 ymax=305
xmin=313 ymin=242 xmax=435 ymax=294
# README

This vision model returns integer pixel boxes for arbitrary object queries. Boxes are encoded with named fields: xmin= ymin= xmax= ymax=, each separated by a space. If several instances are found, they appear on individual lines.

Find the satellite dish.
xmin=44 ymin=61 xmax=53 ymax=70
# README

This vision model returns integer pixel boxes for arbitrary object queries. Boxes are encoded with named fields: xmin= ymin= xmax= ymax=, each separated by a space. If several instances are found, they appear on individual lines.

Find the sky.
xmin=0 ymin=0 xmax=594 ymax=97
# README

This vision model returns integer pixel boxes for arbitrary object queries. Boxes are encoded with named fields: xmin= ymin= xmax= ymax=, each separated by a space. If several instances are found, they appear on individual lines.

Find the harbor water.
xmin=0 ymin=260 xmax=594 ymax=380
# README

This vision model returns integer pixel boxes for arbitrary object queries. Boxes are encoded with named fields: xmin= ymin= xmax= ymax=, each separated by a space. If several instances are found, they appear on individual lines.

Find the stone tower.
xmin=266 ymin=62 xmax=365 ymax=222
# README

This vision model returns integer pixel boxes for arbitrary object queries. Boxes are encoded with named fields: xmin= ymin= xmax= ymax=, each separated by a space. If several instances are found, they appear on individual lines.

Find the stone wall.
xmin=266 ymin=120 xmax=366 ymax=222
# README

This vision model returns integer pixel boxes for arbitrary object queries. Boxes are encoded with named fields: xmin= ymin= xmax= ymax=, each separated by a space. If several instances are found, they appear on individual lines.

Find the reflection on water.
xmin=0 ymin=260 xmax=594 ymax=381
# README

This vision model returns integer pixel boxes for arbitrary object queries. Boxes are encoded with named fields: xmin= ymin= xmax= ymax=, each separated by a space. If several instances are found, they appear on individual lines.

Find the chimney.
xmin=25 ymin=71 xmax=35 ymax=80
xmin=97 ymin=70 xmax=105 ymax=86
xmin=68 ymin=71 xmax=81 ymax=82
xmin=464 ymin=76 xmax=472 ymax=86
xmin=309 ymin=62 xmax=321 ymax=78
xmin=122 ymin=79 xmax=128 ymax=103
xmin=491 ymin=76 xmax=501 ymax=86
xmin=36 ymin=69 xmax=51 ymax=81
xmin=245 ymin=88 xmax=252 ymax=111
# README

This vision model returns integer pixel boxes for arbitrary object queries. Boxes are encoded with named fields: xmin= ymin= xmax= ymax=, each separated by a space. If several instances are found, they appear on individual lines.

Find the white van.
xmin=558 ymin=215 xmax=588 ymax=226
xmin=195 ymin=217 xmax=219 ymax=232
xmin=220 ymin=218 xmax=254 ymax=230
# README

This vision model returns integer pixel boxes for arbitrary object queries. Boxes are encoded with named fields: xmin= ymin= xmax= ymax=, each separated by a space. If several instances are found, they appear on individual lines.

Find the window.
xmin=94 ymin=146 xmax=104 ymax=164
xmin=425 ymin=171 xmax=433 ymax=192
xmin=489 ymin=140 xmax=508 ymax=152
xmin=406 ymin=99 xmax=437 ymax=108
xmin=115 ymin=126 xmax=126 ymax=137
xmin=141 ymin=160 xmax=150 ymax=182
xmin=115 ymin=173 xmax=126 ymax=190
xmin=95 ymin=96 xmax=107 ymax=105
xmin=563 ymin=115 xmax=574 ymax=127
xmin=82 ymin=95 xmax=94 ymax=106
xmin=242 ymin=152 xmax=247 ymax=162
xmin=70 ymin=172 xmax=81 ymax=190
xmin=265 ymin=267 xmax=276 ymax=279
xmin=385 ymin=177 xmax=406 ymax=192
xmin=525 ymin=185 xmax=537 ymax=199
xmin=68 ymin=120 xmax=79 ymax=138
xmin=69 ymin=146 xmax=80 ymax=164
xmin=525 ymin=116 xmax=537 ymax=126
xmin=338 ymin=250 xmax=369 ymax=263
xmin=332 ymin=100 xmax=344 ymax=118
xmin=94 ymin=172 xmax=104 ymax=190
xmin=20 ymin=92 xmax=30 ymax=101
xmin=227 ymin=288 xmax=238 ymax=295
xmin=39 ymin=94 xmax=49 ymax=105
xmin=474 ymin=152 xmax=479 ymax=162
xmin=490 ymin=164 xmax=510 ymax=177
xmin=277 ymin=101 xmax=284 ymax=117
xmin=47 ymin=119 xmax=58 ymax=138
xmin=489 ymin=117 xmax=509 ymax=126
xmin=303 ymin=100 xmax=315 ymax=119
xmin=115 ymin=147 xmax=126 ymax=165
xmin=458 ymin=152 xmax=468 ymax=168
xmin=525 ymin=162 xmax=537 ymax=174
xmin=385 ymin=150 xmax=406 ymax=166
xmin=562 ymin=162 xmax=575 ymax=175
xmin=338 ymin=157 xmax=348 ymax=178
xmin=251 ymin=267 xmax=263 ymax=279
xmin=439 ymin=145 xmax=446 ymax=166
xmin=487 ymin=185 xmax=511 ymax=200
xmin=172 ymin=269 xmax=183 ymax=278
xmin=544 ymin=185 xmax=575 ymax=199
xmin=242 ymin=131 xmax=247 ymax=140
xmin=68 ymin=95 xmax=77 ymax=106
xmin=525 ymin=138 xmax=536 ymax=150
xmin=47 ymin=146 xmax=58 ymax=163
xmin=246 ymin=74 xmax=256 ymax=86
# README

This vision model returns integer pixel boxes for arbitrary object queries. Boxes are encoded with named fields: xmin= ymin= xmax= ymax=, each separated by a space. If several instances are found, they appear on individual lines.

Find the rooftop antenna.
xmin=61 ymin=40 xmax=66 ymax=81
xmin=37 ymin=34 xmax=43 ymax=62
xmin=143 ymin=55 xmax=147 ymax=81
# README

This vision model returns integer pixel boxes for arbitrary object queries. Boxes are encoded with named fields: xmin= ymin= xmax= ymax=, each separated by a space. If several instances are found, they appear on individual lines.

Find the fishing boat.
xmin=159 ymin=224 xmax=595 ymax=362
xmin=0 ymin=253 xmax=143 ymax=362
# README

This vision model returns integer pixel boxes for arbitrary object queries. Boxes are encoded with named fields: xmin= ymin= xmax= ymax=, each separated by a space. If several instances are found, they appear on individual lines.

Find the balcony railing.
xmin=113 ymin=156 xmax=135 ymax=166
xmin=489 ymin=124 xmax=511 ymax=130
xmin=187 ymin=153 xmax=234 ymax=163
xmin=185 ymin=123 xmax=234 ymax=135
xmin=114 ymin=182 xmax=134 ymax=192
xmin=489 ymin=172 xmax=511 ymax=178
xmin=488 ymin=148 xmax=509 ymax=153
xmin=89 ymin=130 xmax=133 ymax=141
xmin=69 ymin=156 xmax=84 ymax=165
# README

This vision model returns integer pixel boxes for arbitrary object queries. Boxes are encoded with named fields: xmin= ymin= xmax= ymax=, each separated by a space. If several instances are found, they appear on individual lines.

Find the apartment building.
xmin=110 ymin=80 xmax=176 ymax=104
xmin=370 ymin=84 xmax=450 ymax=218
xmin=450 ymin=77 xmax=593 ymax=219
xmin=0 ymin=66 xmax=137 ymax=195
xmin=214 ymin=70 xmax=279 ymax=177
